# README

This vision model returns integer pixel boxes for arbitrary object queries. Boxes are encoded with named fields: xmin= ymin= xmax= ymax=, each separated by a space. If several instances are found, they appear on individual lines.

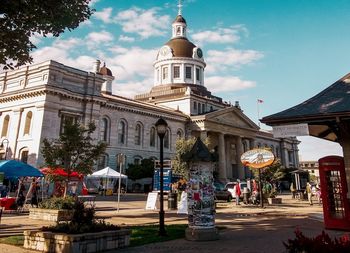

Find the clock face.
xmin=197 ymin=48 xmax=203 ymax=58
xmin=160 ymin=46 xmax=169 ymax=56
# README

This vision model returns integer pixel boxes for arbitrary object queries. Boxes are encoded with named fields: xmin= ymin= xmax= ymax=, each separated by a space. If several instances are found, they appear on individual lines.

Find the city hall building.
xmin=0 ymin=9 xmax=299 ymax=182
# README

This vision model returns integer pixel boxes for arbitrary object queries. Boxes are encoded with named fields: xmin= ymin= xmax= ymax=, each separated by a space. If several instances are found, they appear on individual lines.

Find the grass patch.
xmin=0 ymin=235 xmax=24 ymax=246
xmin=128 ymin=224 xmax=187 ymax=247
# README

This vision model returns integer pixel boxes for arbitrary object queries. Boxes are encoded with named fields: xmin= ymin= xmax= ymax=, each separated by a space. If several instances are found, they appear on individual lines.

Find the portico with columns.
xmin=189 ymin=107 xmax=260 ymax=182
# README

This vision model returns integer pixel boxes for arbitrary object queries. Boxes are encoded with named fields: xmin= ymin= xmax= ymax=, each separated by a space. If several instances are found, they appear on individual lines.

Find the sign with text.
xmin=272 ymin=123 xmax=309 ymax=138
xmin=145 ymin=192 xmax=158 ymax=210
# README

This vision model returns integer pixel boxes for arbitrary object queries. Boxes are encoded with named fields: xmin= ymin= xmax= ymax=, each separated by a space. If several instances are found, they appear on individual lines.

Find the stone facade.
xmin=0 ymin=9 xmax=300 ymax=183
xmin=24 ymin=229 xmax=131 ymax=253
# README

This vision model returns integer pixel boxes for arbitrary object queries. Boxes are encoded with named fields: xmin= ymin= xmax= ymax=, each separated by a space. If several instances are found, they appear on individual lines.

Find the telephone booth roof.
xmin=261 ymin=72 xmax=350 ymax=143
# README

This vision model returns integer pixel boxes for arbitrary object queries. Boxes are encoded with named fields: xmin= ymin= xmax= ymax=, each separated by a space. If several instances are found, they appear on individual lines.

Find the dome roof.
xmin=99 ymin=64 xmax=113 ymax=76
xmin=165 ymin=38 xmax=196 ymax=58
xmin=173 ymin=15 xmax=186 ymax=24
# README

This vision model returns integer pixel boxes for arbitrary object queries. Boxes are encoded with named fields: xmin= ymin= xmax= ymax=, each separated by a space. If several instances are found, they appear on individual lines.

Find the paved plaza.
xmin=0 ymin=194 xmax=348 ymax=253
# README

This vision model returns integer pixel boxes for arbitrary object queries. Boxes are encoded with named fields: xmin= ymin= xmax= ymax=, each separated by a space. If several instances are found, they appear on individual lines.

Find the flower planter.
xmin=23 ymin=229 xmax=131 ymax=253
xmin=29 ymin=208 xmax=73 ymax=222
xmin=268 ymin=197 xmax=282 ymax=205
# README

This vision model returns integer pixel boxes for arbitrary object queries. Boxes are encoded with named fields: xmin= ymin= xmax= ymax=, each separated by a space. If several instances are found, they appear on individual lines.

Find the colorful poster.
xmin=187 ymin=162 xmax=215 ymax=229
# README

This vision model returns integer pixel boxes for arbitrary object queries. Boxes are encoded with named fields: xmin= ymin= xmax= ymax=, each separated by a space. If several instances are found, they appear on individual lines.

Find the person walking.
xmin=290 ymin=182 xmax=296 ymax=199
xmin=306 ymin=182 xmax=313 ymax=205
xmin=30 ymin=178 xmax=39 ymax=208
xmin=235 ymin=179 xmax=241 ymax=205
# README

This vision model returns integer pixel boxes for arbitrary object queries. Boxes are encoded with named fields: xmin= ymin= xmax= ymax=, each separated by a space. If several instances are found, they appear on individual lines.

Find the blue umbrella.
xmin=0 ymin=160 xmax=43 ymax=178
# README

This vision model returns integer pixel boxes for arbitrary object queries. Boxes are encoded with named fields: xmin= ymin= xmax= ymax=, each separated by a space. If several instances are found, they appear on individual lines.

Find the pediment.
xmin=204 ymin=107 xmax=259 ymax=131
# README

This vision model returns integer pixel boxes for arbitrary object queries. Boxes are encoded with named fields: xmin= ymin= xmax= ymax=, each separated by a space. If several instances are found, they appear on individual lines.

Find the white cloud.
xmin=104 ymin=46 xmax=158 ymax=81
xmin=205 ymin=75 xmax=256 ymax=93
xmin=205 ymin=47 xmax=263 ymax=73
xmin=192 ymin=28 xmax=240 ymax=45
xmin=85 ymin=31 xmax=114 ymax=49
xmin=89 ymin=0 xmax=100 ymax=7
xmin=298 ymin=136 xmax=343 ymax=161
xmin=114 ymin=7 xmax=170 ymax=39
xmin=119 ymin=35 xmax=135 ymax=42
xmin=94 ymin=7 xmax=113 ymax=23
xmin=113 ymin=78 xmax=154 ymax=98
xmin=192 ymin=25 xmax=248 ymax=45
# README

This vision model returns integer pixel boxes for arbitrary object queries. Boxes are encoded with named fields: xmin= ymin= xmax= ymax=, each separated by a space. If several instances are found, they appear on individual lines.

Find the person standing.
xmin=30 ymin=178 xmax=39 ymax=208
xmin=235 ymin=179 xmax=241 ymax=205
xmin=306 ymin=182 xmax=313 ymax=205
xmin=290 ymin=182 xmax=296 ymax=199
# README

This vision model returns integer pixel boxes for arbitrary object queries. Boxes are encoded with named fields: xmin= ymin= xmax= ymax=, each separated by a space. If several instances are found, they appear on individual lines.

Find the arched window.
xmin=164 ymin=129 xmax=170 ymax=149
xmin=1 ymin=115 xmax=9 ymax=137
xmin=135 ymin=123 xmax=142 ymax=146
xmin=133 ymin=155 xmax=142 ymax=165
xmin=20 ymin=147 xmax=29 ymax=164
xmin=24 ymin=111 xmax=32 ymax=135
xmin=150 ymin=127 xmax=156 ymax=147
xmin=118 ymin=120 xmax=127 ymax=144
xmin=98 ymin=153 xmax=109 ymax=170
xmin=100 ymin=118 xmax=108 ymax=142
xmin=176 ymin=129 xmax=183 ymax=139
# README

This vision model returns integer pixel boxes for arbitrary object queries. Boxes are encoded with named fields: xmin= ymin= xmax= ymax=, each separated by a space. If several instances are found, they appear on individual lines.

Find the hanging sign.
xmin=272 ymin=123 xmax=309 ymax=138
xmin=240 ymin=148 xmax=275 ymax=169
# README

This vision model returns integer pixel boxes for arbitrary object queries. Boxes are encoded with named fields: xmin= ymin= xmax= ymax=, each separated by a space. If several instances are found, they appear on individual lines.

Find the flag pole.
xmin=257 ymin=99 xmax=261 ymax=128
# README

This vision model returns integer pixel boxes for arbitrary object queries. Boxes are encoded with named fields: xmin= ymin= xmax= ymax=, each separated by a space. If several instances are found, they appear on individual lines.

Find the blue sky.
xmin=30 ymin=0 xmax=346 ymax=160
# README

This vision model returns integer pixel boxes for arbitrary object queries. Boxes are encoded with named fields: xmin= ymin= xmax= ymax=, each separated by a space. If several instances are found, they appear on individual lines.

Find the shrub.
xmin=284 ymin=229 xmax=350 ymax=253
xmin=41 ymin=200 xmax=120 ymax=234
xmin=38 ymin=196 xmax=75 ymax=210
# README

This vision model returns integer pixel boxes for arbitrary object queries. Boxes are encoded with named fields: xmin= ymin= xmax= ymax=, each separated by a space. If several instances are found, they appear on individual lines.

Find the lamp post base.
xmin=185 ymin=227 xmax=219 ymax=241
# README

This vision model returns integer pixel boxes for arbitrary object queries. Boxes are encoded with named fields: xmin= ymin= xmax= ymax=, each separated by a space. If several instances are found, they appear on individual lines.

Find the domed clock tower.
xmin=135 ymin=4 xmax=224 ymax=116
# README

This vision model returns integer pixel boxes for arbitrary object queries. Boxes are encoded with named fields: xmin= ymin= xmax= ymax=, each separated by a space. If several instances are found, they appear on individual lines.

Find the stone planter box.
xmin=29 ymin=208 xmax=73 ymax=222
xmin=268 ymin=197 xmax=282 ymax=205
xmin=23 ymin=229 xmax=131 ymax=253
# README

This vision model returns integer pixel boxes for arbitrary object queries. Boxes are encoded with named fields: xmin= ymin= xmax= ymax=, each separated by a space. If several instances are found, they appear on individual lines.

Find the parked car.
xmin=225 ymin=181 xmax=247 ymax=199
xmin=214 ymin=182 xmax=232 ymax=202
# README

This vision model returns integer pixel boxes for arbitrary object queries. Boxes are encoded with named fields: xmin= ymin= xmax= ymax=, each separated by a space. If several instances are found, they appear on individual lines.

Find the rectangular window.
xmin=193 ymin=101 xmax=197 ymax=110
xmin=185 ymin=66 xmax=192 ymax=79
xmin=60 ymin=114 xmax=79 ymax=134
xmin=196 ymin=68 xmax=200 ymax=81
xmin=173 ymin=66 xmax=180 ymax=78
xmin=162 ymin=67 xmax=168 ymax=80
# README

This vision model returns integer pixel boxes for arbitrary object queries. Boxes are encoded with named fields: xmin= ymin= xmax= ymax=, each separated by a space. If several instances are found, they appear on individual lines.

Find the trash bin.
xmin=168 ymin=192 xmax=177 ymax=210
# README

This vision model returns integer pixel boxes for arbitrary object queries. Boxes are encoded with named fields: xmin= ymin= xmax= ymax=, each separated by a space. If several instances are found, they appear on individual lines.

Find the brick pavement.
xmin=0 ymin=194 xmax=348 ymax=253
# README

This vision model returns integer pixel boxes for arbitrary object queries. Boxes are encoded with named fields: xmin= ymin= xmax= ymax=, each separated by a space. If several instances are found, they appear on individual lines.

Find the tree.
xmin=41 ymin=120 xmax=106 ymax=197
xmin=0 ymin=0 xmax=94 ymax=69
xmin=171 ymin=137 xmax=213 ymax=179
xmin=126 ymin=158 xmax=154 ymax=180
xmin=252 ymin=160 xmax=286 ymax=185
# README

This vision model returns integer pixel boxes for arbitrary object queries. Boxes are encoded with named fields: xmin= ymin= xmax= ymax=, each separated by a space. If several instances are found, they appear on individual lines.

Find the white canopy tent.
xmin=90 ymin=167 xmax=128 ymax=179
xmin=87 ymin=167 xmax=128 ymax=193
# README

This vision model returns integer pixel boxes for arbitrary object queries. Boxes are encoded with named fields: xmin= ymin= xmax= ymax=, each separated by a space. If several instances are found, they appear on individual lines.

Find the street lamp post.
xmin=155 ymin=117 xmax=168 ymax=237
xmin=0 ymin=138 xmax=9 ymax=160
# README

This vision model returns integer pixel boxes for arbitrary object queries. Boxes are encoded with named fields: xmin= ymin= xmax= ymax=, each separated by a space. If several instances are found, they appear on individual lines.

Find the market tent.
xmin=40 ymin=167 xmax=83 ymax=179
xmin=0 ymin=160 xmax=43 ymax=178
xmin=89 ymin=167 xmax=127 ymax=178
xmin=87 ymin=167 xmax=128 ymax=194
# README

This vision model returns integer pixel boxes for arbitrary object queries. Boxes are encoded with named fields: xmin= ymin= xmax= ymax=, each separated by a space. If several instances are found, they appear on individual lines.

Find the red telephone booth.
xmin=319 ymin=156 xmax=350 ymax=230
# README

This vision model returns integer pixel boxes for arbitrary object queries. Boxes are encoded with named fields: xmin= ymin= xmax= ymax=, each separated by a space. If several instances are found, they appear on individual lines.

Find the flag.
xmin=257 ymin=99 xmax=264 ymax=103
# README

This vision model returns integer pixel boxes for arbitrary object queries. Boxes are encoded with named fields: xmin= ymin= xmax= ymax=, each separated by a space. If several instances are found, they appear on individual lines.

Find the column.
xmin=200 ymin=131 xmax=207 ymax=142
xmin=338 ymin=123 xmax=350 ymax=198
xmin=236 ymin=136 xmax=245 ymax=179
xmin=218 ymin=133 xmax=227 ymax=181
xmin=249 ymin=139 xmax=255 ymax=150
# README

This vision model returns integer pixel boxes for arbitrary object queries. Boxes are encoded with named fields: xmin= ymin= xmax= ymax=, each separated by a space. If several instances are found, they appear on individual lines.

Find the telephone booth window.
xmin=325 ymin=170 xmax=345 ymax=219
